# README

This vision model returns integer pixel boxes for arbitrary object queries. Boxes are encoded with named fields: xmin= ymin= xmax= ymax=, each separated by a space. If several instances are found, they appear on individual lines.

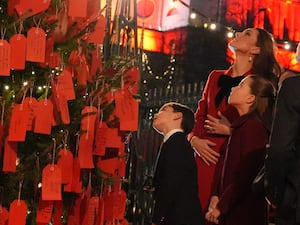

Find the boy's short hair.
xmin=163 ymin=102 xmax=195 ymax=135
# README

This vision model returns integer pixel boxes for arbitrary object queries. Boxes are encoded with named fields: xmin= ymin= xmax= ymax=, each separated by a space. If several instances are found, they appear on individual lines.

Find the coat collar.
xmin=231 ymin=111 xmax=261 ymax=129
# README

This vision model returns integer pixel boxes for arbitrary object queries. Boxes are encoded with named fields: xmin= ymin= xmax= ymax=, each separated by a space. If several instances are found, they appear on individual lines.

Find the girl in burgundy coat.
xmin=205 ymin=75 xmax=276 ymax=225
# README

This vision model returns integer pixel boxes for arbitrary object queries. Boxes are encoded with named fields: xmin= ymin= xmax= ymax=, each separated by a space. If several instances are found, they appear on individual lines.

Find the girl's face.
xmin=228 ymin=77 xmax=255 ymax=110
xmin=229 ymin=28 xmax=259 ymax=54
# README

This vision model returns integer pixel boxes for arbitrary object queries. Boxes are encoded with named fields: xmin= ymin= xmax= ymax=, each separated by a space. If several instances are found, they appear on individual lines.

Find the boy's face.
xmin=153 ymin=105 xmax=177 ymax=134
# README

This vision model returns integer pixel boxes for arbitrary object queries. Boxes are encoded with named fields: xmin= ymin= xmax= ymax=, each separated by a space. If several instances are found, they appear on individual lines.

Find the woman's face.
xmin=229 ymin=28 xmax=259 ymax=53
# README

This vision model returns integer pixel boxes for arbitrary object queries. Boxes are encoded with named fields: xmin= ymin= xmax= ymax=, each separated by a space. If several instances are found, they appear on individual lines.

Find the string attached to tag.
xmin=17 ymin=177 xmax=24 ymax=205
xmin=51 ymin=138 xmax=57 ymax=171
xmin=1 ymin=99 xmax=5 ymax=125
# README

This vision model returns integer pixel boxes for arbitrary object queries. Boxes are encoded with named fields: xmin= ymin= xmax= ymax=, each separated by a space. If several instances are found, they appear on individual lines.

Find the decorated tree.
xmin=0 ymin=0 xmax=140 ymax=224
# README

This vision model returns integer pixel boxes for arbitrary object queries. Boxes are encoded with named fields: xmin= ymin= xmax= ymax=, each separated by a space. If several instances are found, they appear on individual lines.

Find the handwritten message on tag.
xmin=42 ymin=164 xmax=62 ymax=200
xmin=10 ymin=34 xmax=26 ymax=70
xmin=0 ymin=40 xmax=11 ymax=76
xmin=26 ymin=27 xmax=46 ymax=63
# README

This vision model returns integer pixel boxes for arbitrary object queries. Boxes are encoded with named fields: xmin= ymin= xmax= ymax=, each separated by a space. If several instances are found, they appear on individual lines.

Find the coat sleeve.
xmin=265 ymin=76 xmax=300 ymax=206
xmin=217 ymin=120 xmax=268 ymax=215
xmin=189 ymin=70 xmax=217 ymax=139
xmin=211 ymin=141 xmax=228 ymax=196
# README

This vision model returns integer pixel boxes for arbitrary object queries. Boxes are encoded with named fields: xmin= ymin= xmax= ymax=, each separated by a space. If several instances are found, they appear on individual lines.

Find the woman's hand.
xmin=190 ymin=136 xmax=219 ymax=165
xmin=204 ymin=112 xmax=231 ymax=135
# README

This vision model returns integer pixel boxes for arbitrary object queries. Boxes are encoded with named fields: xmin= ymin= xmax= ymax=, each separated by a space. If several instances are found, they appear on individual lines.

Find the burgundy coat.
xmin=211 ymin=113 xmax=269 ymax=225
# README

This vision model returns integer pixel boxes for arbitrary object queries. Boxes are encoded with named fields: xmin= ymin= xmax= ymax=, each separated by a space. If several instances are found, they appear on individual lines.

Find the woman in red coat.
xmin=205 ymin=75 xmax=276 ymax=225
xmin=189 ymin=28 xmax=281 ymax=211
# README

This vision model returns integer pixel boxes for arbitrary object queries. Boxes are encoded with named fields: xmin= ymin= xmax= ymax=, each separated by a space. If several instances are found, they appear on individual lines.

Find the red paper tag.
xmin=10 ymin=34 xmax=26 ymax=70
xmin=52 ymin=5 xmax=68 ymax=43
xmin=53 ymin=201 xmax=63 ymax=225
xmin=57 ymin=148 xmax=73 ymax=184
xmin=8 ymin=200 xmax=27 ymax=225
xmin=82 ymin=196 xmax=99 ymax=225
xmin=95 ymin=196 xmax=104 ymax=225
xmin=90 ymin=48 xmax=102 ymax=77
xmin=49 ymin=95 xmax=58 ymax=126
xmin=0 ymin=123 xmax=4 ymax=158
xmin=26 ymin=27 xmax=46 ymax=63
xmin=121 ymin=219 xmax=129 ymax=225
xmin=24 ymin=97 xmax=38 ymax=131
xmin=51 ymin=81 xmax=70 ymax=125
xmin=36 ymin=200 xmax=53 ymax=223
xmin=0 ymin=40 xmax=11 ymax=76
xmin=64 ymin=158 xmax=82 ymax=193
xmin=33 ymin=99 xmax=53 ymax=135
xmin=40 ymin=37 xmax=54 ymax=68
xmin=78 ymin=106 xmax=97 ymax=168
xmin=8 ymin=103 xmax=30 ymax=141
xmin=67 ymin=197 xmax=81 ymax=225
xmin=124 ymin=66 xmax=140 ymax=94
xmin=75 ymin=55 xmax=89 ymax=86
xmin=15 ymin=0 xmax=51 ymax=17
xmin=94 ymin=123 xmax=122 ymax=156
xmin=59 ymin=96 xmax=70 ymax=124
xmin=112 ymin=190 xmax=127 ymax=220
xmin=42 ymin=164 xmax=62 ymax=200
xmin=114 ymin=90 xmax=139 ymax=131
xmin=103 ymin=192 xmax=114 ymax=221
xmin=48 ymin=52 xmax=61 ymax=68
xmin=93 ymin=124 xmax=107 ymax=156
xmin=8 ymin=0 xmax=20 ymax=15
xmin=87 ymin=0 xmax=100 ymax=19
xmin=68 ymin=50 xmax=80 ymax=65
xmin=106 ymin=128 xmax=122 ymax=148
xmin=2 ymin=140 xmax=18 ymax=172
xmin=87 ymin=15 xmax=105 ymax=44
xmin=56 ymin=68 xmax=75 ymax=101
xmin=97 ymin=158 xmax=119 ymax=176
xmin=0 ymin=206 xmax=9 ymax=225
xmin=68 ymin=0 xmax=88 ymax=18
xmin=116 ymin=157 xmax=126 ymax=178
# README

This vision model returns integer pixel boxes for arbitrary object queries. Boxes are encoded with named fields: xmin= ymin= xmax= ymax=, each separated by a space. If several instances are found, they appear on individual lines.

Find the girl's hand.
xmin=205 ymin=206 xmax=221 ymax=224
xmin=205 ymin=195 xmax=220 ymax=223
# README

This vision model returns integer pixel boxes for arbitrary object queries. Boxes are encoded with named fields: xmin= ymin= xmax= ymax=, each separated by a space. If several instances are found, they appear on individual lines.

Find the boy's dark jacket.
xmin=152 ymin=132 xmax=204 ymax=225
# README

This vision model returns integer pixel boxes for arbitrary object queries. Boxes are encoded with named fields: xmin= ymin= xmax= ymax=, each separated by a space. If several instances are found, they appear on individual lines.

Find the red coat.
xmin=190 ymin=68 xmax=251 ymax=210
xmin=211 ymin=113 xmax=268 ymax=225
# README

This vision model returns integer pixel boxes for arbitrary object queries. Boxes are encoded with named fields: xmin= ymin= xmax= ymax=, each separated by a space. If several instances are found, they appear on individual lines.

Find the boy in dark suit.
xmin=151 ymin=102 xmax=204 ymax=225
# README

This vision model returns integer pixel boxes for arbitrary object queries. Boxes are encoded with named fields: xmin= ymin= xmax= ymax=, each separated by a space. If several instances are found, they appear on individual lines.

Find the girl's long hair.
xmin=248 ymin=75 xmax=276 ymax=131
